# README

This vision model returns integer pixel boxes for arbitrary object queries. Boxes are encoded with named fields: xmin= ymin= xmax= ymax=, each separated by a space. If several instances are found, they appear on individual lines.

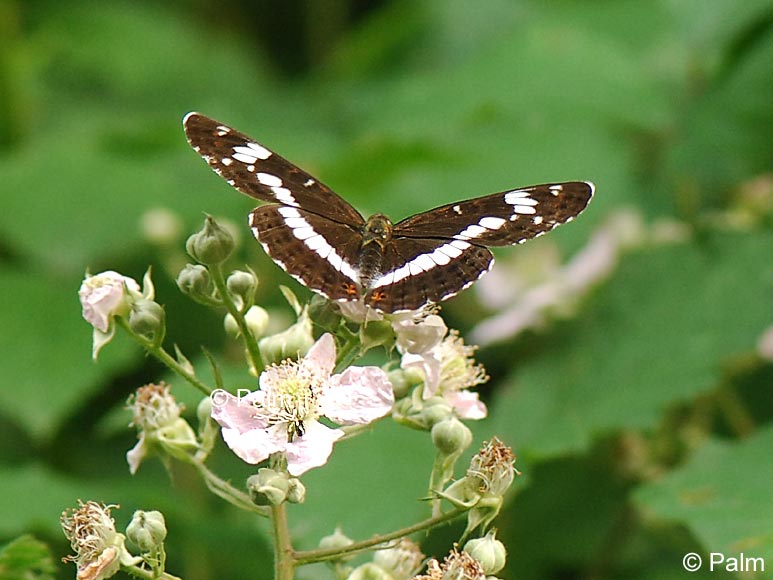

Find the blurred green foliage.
xmin=0 ymin=0 xmax=771 ymax=578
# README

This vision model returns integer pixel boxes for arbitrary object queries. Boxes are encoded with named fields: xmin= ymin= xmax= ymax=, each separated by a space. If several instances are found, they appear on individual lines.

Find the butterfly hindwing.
xmin=184 ymin=113 xmax=365 ymax=227
xmin=250 ymin=205 xmax=363 ymax=302
xmin=393 ymin=182 xmax=594 ymax=247
xmin=365 ymin=238 xmax=494 ymax=312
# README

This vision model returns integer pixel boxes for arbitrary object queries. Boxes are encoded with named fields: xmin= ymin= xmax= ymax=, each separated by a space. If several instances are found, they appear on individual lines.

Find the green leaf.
xmin=0 ymin=535 xmax=55 ymax=580
xmin=488 ymin=231 xmax=773 ymax=458
xmin=635 ymin=427 xmax=773 ymax=564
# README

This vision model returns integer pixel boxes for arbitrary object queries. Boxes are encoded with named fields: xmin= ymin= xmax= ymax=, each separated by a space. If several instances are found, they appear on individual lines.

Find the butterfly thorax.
xmin=359 ymin=213 xmax=393 ymax=289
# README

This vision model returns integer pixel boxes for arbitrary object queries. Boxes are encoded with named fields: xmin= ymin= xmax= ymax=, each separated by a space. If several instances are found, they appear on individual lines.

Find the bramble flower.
xmin=402 ymin=330 xmax=488 ymax=420
xmin=211 ymin=333 xmax=394 ymax=476
xmin=412 ymin=548 xmax=487 ymax=580
xmin=61 ymin=501 xmax=138 ymax=580
xmin=126 ymin=383 xmax=198 ymax=474
xmin=79 ymin=270 xmax=153 ymax=359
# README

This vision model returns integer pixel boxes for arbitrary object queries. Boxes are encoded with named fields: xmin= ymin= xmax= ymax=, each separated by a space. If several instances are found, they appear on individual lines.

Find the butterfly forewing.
xmin=393 ymin=182 xmax=594 ymax=246
xmin=183 ymin=113 xmax=365 ymax=227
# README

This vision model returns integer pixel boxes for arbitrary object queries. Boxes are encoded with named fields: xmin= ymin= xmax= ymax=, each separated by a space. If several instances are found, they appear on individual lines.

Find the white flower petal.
xmin=211 ymin=391 xmax=268 ymax=432
xmin=92 ymin=326 xmax=116 ymax=360
xmin=445 ymin=391 xmax=487 ymax=420
xmin=79 ymin=271 xmax=141 ymax=332
xmin=284 ymin=420 xmax=344 ymax=475
xmin=401 ymin=351 xmax=442 ymax=397
xmin=221 ymin=423 xmax=285 ymax=465
xmin=126 ymin=435 xmax=148 ymax=475
xmin=303 ymin=333 xmax=336 ymax=377
xmin=393 ymin=314 xmax=447 ymax=355
xmin=322 ymin=367 xmax=394 ymax=425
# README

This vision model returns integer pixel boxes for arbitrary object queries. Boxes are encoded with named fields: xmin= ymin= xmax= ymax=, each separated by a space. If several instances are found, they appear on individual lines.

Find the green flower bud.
xmin=225 ymin=306 xmax=270 ymax=339
xmin=128 ymin=299 xmax=165 ymax=343
xmin=463 ymin=530 xmax=506 ymax=574
xmin=318 ymin=527 xmax=354 ymax=561
xmin=346 ymin=563 xmax=393 ymax=580
xmin=185 ymin=215 xmax=234 ymax=265
xmin=431 ymin=417 xmax=472 ymax=456
xmin=286 ymin=477 xmax=306 ymax=504
xmin=247 ymin=468 xmax=291 ymax=506
xmin=126 ymin=510 xmax=167 ymax=553
xmin=176 ymin=264 xmax=214 ymax=304
xmin=422 ymin=397 xmax=454 ymax=428
xmin=226 ymin=269 xmax=258 ymax=310
xmin=258 ymin=308 xmax=314 ymax=366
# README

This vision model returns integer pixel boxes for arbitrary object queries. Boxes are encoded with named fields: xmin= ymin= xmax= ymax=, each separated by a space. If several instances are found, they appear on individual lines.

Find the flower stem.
xmin=293 ymin=507 xmax=466 ymax=565
xmin=117 ymin=318 xmax=212 ymax=396
xmin=271 ymin=504 xmax=295 ymax=580
xmin=193 ymin=461 xmax=269 ymax=516
xmin=209 ymin=264 xmax=264 ymax=375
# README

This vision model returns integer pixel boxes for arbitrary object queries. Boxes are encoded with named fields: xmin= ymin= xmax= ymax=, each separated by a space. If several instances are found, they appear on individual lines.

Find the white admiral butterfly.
xmin=184 ymin=113 xmax=594 ymax=313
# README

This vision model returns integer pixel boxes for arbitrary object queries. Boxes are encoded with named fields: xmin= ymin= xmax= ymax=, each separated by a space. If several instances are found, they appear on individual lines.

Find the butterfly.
xmin=183 ymin=113 xmax=594 ymax=313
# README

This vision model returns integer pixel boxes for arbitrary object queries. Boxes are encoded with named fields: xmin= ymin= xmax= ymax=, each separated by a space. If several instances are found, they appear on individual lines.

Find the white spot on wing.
xmin=479 ymin=216 xmax=506 ymax=230
xmin=304 ymin=179 xmax=316 ymax=187
xmin=453 ymin=205 xmax=462 ymax=215
xmin=511 ymin=205 xmax=537 ymax=215
xmin=221 ymin=157 xmax=233 ymax=166
xmin=257 ymin=172 xmax=282 ymax=187
xmin=533 ymin=215 xmax=544 ymax=225
xmin=246 ymin=142 xmax=271 ymax=160
xmin=272 ymin=187 xmax=297 ymax=206
xmin=232 ymin=152 xmax=257 ymax=164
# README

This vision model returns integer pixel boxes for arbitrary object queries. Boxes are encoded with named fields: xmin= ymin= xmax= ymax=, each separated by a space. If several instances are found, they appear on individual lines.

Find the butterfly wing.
xmin=183 ymin=113 xmax=365 ymax=228
xmin=392 ymin=182 xmax=594 ymax=246
xmin=250 ymin=205 xmax=363 ymax=302
xmin=365 ymin=238 xmax=494 ymax=312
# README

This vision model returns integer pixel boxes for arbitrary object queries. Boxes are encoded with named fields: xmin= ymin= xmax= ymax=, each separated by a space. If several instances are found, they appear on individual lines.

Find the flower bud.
xmin=318 ymin=527 xmax=354 ymax=559
xmin=247 ymin=468 xmax=291 ymax=506
xmin=226 ymin=269 xmax=258 ymax=310
xmin=176 ymin=264 xmax=214 ymax=304
xmin=431 ymin=417 xmax=472 ymax=456
xmin=185 ymin=215 xmax=234 ymax=265
xmin=258 ymin=309 xmax=314 ymax=366
xmin=128 ymin=299 xmax=165 ymax=342
xmin=126 ymin=510 xmax=167 ymax=553
xmin=225 ymin=306 xmax=269 ymax=339
xmin=372 ymin=538 xmax=424 ymax=579
xmin=286 ymin=477 xmax=306 ymax=504
xmin=463 ymin=530 xmax=506 ymax=574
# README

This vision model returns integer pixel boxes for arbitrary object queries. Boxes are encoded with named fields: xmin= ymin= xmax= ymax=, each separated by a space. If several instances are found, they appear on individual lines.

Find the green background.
xmin=1 ymin=1 xmax=772 ymax=578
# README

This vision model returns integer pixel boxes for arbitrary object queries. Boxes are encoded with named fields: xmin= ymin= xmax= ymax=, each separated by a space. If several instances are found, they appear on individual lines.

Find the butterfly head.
xmin=362 ymin=214 xmax=393 ymax=249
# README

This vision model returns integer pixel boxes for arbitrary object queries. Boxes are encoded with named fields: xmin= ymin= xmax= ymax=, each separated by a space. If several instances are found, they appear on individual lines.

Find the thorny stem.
xmin=117 ymin=318 xmax=212 ymax=396
xmin=293 ymin=507 xmax=466 ymax=565
xmin=209 ymin=263 xmax=264 ymax=375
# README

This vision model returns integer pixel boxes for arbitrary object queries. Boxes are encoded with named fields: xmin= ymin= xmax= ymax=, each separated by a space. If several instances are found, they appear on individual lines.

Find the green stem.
xmin=272 ymin=504 xmax=295 ymax=580
xmin=294 ymin=507 xmax=466 ymax=565
xmin=334 ymin=333 xmax=363 ymax=374
xmin=193 ymin=461 xmax=268 ymax=516
xmin=209 ymin=264 xmax=264 ymax=375
xmin=117 ymin=318 xmax=212 ymax=396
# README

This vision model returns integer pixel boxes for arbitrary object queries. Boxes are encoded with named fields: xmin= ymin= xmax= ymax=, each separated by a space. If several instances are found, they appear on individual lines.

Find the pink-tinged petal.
xmin=303 ymin=333 xmax=336 ymax=377
xmin=322 ymin=367 xmax=394 ymax=425
xmin=284 ymin=420 xmax=344 ymax=476
xmin=221 ymin=422 xmax=285 ymax=465
xmin=211 ymin=390 xmax=269 ymax=432
xmin=126 ymin=435 xmax=148 ymax=475
xmin=445 ymin=391 xmax=487 ymax=420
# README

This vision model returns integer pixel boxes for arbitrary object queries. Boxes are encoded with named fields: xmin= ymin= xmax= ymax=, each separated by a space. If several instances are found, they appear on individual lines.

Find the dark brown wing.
xmin=184 ymin=113 xmax=365 ymax=227
xmin=364 ymin=237 xmax=494 ymax=313
xmin=250 ymin=205 xmax=363 ymax=302
xmin=393 ymin=182 xmax=594 ymax=246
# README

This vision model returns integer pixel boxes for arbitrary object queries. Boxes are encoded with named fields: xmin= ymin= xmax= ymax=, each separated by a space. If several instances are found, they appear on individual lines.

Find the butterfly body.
xmin=183 ymin=113 xmax=594 ymax=313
